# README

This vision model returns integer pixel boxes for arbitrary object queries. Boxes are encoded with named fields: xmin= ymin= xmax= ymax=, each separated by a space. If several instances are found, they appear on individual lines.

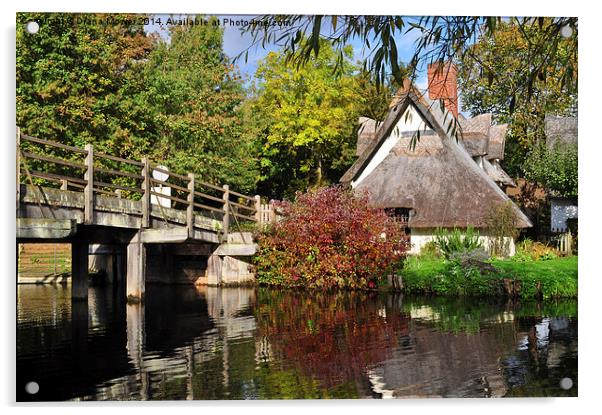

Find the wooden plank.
xmin=95 ymin=150 xmax=144 ymax=167
xmin=196 ymin=180 xmax=224 ymax=193
xmin=21 ymin=151 xmax=86 ymax=170
xmin=84 ymin=144 xmax=94 ymax=224
xmin=16 ymin=127 xmax=20 ymax=210
xmin=222 ymin=185 xmax=229 ymax=238
xmin=29 ymin=170 xmax=86 ymax=186
xmin=187 ymin=173 xmax=194 ymax=238
xmin=93 ymin=186 xmax=122 ymax=197
xmin=141 ymin=157 xmax=150 ymax=228
xmin=67 ymin=181 xmax=85 ymax=189
xmin=150 ymin=178 xmax=189 ymax=193
xmin=17 ymin=218 xmax=77 ymax=239
xmin=230 ymin=211 xmax=257 ymax=222
xmin=93 ymin=180 xmax=142 ymax=194
xmin=193 ymin=190 xmax=223 ymax=204
xmin=21 ymin=134 xmax=88 ymax=154
xmin=254 ymin=195 xmax=261 ymax=222
xmin=149 ymin=164 xmax=189 ymax=181
xmin=228 ymin=188 xmax=254 ymax=202
xmin=149 ymin=190 xmax=187 ymax=205
xmin=192 ymin=201 xmax=223 ymax=214
xmin=140 ymin=227 xmax=188 ymax=243
xmin=229 ymin=199 xmax=256 ymax=212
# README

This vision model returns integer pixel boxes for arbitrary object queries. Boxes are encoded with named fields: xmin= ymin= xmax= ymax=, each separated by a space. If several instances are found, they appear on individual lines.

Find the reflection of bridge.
xmin=16 ymin=127 xmax=275 ymax=302
xmin=17 ymin=285 xmax=258 ymax=401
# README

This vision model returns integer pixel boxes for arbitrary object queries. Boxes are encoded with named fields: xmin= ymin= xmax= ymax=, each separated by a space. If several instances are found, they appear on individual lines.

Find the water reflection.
xmin=16 ymin=285 xmax=577 ymax=400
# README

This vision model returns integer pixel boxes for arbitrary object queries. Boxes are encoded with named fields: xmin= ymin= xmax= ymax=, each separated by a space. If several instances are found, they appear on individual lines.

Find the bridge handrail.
xmin=16 ymin=127 xmax=277 ymax=238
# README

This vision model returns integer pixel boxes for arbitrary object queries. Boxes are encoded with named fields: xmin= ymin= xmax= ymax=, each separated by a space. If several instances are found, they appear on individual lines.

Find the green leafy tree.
xmin=249 ymin=41 xmax=364 ymax=199
xmin=17 ymin=13 xmax=259 ymax=193
xmin=17 ymin=13 xmax=154 ymax=158
xmin=523 ymin=142 xmax=578 ymax=198
xmin=457 ymin=19 xmax=577 ymax=176
xmin=140 ymin=18 xmax=259 ymax=192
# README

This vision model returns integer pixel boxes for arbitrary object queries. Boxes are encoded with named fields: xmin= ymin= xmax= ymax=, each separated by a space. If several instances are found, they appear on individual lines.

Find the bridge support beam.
xmin=71 ymin=240 xmax=89 ymax=301
xmin=126 ymin=232 xmax=146 ymax=303
xmin=206 ymin=254 xmax=222 ymax=286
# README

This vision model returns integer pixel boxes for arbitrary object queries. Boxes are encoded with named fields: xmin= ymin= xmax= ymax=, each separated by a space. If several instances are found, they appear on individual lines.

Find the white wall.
xmin=352 ymin=104 xmax=433 ymax=187
xmin=409 ymin=228 xmax=516 ymax=257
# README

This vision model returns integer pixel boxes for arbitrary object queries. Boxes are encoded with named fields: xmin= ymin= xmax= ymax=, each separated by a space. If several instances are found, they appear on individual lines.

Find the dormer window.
xmin=385 ymin=207 xmax=411 ymax=224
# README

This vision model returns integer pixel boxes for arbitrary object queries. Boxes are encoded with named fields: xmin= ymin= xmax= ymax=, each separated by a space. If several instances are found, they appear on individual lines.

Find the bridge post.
xmin=254 ymin=195 xmax=261 ymax=223
xmin=141 ymin=157 xmax=150 ymax=228
xmin=16 ymin=126 xmax=20 ymax=212
xmin=187 ymin=173 xmax=195 ymax=238
xmin=84 ymin=144 xmax=94 ymax=224
xmin=222 ymin=184 xmax=230 ymax=240
xmin=71 ymin=239 xmax=89 ymax=301
xmin=126 ymin=231 xmax=146 ymax=303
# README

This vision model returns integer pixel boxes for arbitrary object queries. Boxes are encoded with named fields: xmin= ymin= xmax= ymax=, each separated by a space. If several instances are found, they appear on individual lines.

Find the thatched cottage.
xmin=340 ymin=63 xmax=531 ymax=255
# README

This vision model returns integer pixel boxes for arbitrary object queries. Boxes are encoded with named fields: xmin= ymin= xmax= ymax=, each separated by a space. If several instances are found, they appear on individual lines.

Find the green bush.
xmin=433 ymin=227 xmax=483 ymax=259
xmin=401 ymin=255 xmax=577 ymax=299
xmin=419 ymin=241 xmax=442 ymax=258
xmin=515 ymin=239 xmax=560 ymax=261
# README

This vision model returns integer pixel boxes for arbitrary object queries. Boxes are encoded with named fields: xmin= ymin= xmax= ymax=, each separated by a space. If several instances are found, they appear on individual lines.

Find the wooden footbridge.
xmin=16 ymin=127 xmax=276 ymax=302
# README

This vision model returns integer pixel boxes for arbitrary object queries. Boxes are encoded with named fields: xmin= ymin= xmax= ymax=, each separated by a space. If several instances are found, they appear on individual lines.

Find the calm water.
xmin=17 ymin=284 xmax=577 ymax=400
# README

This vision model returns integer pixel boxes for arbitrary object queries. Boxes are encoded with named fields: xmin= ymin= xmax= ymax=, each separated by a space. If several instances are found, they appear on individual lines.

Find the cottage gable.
xmin=341 ymin=82 xmax=531 ymax=230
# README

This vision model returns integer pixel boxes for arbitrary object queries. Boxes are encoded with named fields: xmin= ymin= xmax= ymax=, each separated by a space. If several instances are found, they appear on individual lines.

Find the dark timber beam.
xmin=71 ymin=238 xmax=89 ymax=301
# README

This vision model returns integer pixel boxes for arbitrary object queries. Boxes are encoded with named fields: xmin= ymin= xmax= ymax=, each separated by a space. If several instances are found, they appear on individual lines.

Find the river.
xmin=16 ymin=284 xmax=577 ymax=400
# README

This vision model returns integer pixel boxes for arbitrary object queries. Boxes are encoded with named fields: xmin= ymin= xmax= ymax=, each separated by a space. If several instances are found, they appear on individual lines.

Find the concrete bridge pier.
xmin=89 ymin=244 xmax=125 ymax=287
xmin=126 ymin=232 xmax=146 ymax=303
xmin=71 ymin=238 xmax=89 ymax=301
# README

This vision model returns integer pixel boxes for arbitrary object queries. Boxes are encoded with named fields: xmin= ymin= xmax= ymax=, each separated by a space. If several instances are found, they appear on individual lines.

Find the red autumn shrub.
xmin=255 ymin=186 xmax=409 ymax=289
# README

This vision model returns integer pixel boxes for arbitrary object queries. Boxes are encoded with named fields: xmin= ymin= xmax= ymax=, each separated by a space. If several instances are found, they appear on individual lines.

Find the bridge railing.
xmin=16 ymin=127 xmax=275 ymax=237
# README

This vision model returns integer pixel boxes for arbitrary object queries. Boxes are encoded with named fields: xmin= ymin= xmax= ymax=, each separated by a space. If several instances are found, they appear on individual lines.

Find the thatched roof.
xmin=545 ymin=115 xmax=577 ymax=149
xmin=341 ymin=84 xmax=531 ymax=229
xmin=486 ymin=124 xmax=508 ymax=160
xmin=356 ymin=117 xmax=381 ymax=156
xmin=483 ymin=158 xmax=516 ymax=187
xmin=459 ymin=113 xmax=491 ymax=157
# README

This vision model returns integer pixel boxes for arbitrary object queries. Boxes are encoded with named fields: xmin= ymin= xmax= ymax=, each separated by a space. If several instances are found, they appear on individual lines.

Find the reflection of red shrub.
xmin=255 ymin=186 xmax=409 ymax=289
xmin=256 ymin=289 xmax=410 ymax=388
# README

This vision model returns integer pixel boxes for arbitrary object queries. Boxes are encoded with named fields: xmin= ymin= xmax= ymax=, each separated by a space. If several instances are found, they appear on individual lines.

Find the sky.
xmin=145 ymin=14 xmax=430 ymax=90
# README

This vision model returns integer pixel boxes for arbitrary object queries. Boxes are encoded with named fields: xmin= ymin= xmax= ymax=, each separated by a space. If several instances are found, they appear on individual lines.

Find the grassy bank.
xmin=401 ymin=255 xmax=577 ymax=299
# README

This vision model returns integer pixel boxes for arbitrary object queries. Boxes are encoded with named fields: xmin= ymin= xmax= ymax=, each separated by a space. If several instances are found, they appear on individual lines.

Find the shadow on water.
xmin=17 ymin=285 xmax=577 ymax=400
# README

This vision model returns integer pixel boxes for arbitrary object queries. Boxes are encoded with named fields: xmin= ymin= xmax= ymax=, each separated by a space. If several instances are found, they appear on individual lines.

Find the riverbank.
xmin=401 ymin=255 xmax=577 ymax=299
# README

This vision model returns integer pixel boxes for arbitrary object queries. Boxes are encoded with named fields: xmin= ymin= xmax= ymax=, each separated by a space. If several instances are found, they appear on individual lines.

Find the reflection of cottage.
xmin=545 ymin=115 xmax=578 ymax=233
xmin=341 ymin=63 xmax=531 ymax=255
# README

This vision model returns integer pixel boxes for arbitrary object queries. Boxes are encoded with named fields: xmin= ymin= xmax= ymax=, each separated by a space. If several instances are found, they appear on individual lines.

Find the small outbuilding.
xmin=341 ymin=63 xmax=531 ymax=255
xmin=545 ymin=115 xmax=578 ymax=233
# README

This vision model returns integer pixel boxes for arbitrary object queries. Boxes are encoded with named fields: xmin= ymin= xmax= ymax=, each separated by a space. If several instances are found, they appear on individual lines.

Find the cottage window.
xmin=385 ymin=208 xmax=411 ymax=224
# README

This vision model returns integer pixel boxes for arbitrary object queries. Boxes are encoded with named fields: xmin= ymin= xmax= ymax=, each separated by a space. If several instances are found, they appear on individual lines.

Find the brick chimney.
xmin=427 ymin=62 xmax=458 ymax=117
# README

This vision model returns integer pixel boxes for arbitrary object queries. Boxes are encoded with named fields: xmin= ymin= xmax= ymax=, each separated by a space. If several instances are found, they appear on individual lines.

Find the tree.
xmin=457 ymin=20 xmax=577 ymax=176
xmin=17 ymin=12 xmax=154 ymax=158
xmin=140 ymin=18 xmax=259 ymax=192
xmin=523 ymin=142 xmax=578 ymax=198
xmin=249 ymin=41 xmax=364 ymax=199
xmin=240 ymin=16 xmax=577 ymax=105
xmin=17 ymin=13 xmax=259 ymax=193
